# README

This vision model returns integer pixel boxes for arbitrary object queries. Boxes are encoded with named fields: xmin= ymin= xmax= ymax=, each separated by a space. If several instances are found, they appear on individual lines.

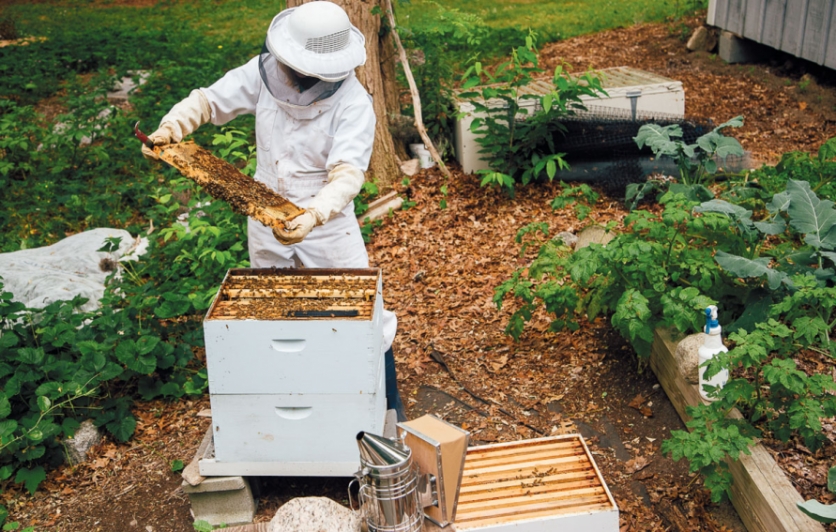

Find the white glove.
xmin=141 ymin=123 xmax=177 ymax=160
xmin=307 ymin=163 xmax=366 ymax=225
xmin=141 ymin=89 xmax=212 ymax=160
xmin=273 ymin=210 xmax=318 ymax=245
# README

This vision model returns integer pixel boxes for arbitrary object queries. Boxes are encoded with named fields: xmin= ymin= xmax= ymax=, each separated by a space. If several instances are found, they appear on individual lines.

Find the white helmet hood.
xmin=265 ymin=3 xmax=366 ymax=82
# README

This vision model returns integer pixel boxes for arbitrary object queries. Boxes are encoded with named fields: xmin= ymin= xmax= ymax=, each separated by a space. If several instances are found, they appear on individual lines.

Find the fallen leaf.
xmin=626 ymin=456 xmax=652 ymax=473
xmin=628 ymin=393 xmax=646 ymax=410
xmin=799 ymin=101 xmax=807 ymax=110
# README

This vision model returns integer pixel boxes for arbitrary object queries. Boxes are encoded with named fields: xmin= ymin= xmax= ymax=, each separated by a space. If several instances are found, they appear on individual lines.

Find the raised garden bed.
xmin=650 ymin=328 xmax=826 ymax=532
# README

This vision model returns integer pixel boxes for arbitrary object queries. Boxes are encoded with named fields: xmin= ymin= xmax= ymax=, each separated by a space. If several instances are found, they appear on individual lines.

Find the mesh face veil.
xmin=258 ymin=43 xmax=344 ymax=107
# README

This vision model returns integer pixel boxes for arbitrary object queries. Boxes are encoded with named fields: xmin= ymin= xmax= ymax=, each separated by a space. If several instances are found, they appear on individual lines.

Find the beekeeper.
xmin=141 ymin=1 xmax=404 ymax=419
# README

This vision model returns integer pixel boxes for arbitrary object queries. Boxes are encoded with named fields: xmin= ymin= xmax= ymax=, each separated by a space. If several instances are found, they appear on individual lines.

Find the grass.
xmin=3 ymin=0 xmax=706 ymax=51
xmin=396 ymin=0 xmax=707 ymax=44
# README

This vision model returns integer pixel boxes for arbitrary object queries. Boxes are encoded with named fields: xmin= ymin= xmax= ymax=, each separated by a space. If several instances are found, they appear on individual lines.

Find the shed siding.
xmin=710 ymin=0 xmax=836 ymax=69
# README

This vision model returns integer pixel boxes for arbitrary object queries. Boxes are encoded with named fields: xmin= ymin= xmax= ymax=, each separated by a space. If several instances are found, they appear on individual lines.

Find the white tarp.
xmin=0 ymin=228 xmax=147 ymax=312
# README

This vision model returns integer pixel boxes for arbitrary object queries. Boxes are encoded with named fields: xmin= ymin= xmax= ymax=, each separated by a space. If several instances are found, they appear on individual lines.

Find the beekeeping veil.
xmin=259 ymin=2 xmax=367 ymax=107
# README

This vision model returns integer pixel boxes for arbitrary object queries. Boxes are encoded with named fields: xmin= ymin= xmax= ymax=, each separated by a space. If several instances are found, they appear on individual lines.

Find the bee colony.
xmin=199 ymin=268 xmax=387 ymax=477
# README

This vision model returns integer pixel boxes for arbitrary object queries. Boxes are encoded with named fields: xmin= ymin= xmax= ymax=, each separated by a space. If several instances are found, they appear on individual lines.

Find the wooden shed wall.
xmin=708 ymin=0 xmax=836 ymax=69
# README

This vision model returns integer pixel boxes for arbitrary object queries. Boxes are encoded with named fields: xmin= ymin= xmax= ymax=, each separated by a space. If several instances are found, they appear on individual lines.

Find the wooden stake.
xmin=383 ymin=0 xmax=451 ymax=179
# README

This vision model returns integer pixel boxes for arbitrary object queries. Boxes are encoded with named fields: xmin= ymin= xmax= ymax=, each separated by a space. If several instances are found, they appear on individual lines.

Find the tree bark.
xmin=287 ymin=0 xmax=403 ymax=186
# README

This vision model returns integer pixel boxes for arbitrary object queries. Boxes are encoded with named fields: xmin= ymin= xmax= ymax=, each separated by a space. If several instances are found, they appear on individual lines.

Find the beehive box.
xmin=454 ymin=66 xmax=685 ymax=173
xmin=200 ymin=268 xmax=387 ymax=477
xmin=454 ymin=435 xmax=618 ymax=531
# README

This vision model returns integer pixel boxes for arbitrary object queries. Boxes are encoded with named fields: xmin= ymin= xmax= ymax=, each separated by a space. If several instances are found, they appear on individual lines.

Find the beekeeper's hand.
xmin=273 ymin=210 xmax=318 ymax=245
xmin=141 ymin=89 xmax=212 ymax=161
xmin=141 ymin=124 xmax=177 ymax=160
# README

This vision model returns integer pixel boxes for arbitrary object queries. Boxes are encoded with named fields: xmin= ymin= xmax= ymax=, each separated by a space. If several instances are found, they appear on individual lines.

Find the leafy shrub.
xmin=626 ymin=116 xmax=745 ymax=209
xmin=496 ymin=159 xmax=836 ymax=501
xmin=460 ymin=34 xmax=606 ymax=195
xmin=397 ymin=3 xmax=495 ymax=155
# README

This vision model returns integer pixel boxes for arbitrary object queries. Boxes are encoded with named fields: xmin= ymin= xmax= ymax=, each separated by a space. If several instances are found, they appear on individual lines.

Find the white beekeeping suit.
xmin=141 ymin=2 xmax=403 ymax=417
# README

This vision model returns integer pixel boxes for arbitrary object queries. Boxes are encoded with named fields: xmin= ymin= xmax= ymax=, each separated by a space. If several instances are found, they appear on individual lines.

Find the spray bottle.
xmin=698 ymin=305 xmax=729 ymax=402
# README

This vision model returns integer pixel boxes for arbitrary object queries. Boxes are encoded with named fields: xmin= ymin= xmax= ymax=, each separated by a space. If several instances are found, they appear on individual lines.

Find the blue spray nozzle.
xmin=705 ymin=305 xmax=719 ymax=333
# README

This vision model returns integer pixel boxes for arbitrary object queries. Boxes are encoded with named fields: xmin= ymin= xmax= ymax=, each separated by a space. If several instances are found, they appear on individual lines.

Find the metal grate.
xmin=305 ymin=29 xmax=350 ymax=54
xmin=455 ymin=435 xmax=617 ymax=530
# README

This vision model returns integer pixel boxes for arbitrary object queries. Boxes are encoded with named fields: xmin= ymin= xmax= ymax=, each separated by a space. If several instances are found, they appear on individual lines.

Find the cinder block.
xmin=182 ymin=476 xmax=256 ymax=527
xmin=719 ymin=31 xmax=769 ymax=64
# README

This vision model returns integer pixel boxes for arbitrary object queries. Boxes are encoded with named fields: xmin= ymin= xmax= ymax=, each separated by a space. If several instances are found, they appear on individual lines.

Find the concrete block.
xmin=718 ymin=31 xmax=769 ymax=64
xmin=182 ymin=475 xmax=256 ymax=527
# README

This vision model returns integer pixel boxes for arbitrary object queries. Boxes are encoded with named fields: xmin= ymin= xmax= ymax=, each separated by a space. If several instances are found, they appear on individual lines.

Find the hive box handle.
xmin=271 ymin=339 xmax=306 ymax=353
xmin=275 ymin=407 xmax=313 ymax=420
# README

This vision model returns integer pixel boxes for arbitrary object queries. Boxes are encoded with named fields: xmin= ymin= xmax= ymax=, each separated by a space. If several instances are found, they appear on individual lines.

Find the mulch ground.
xmin=5 ymin=14 xmax=836 ymax=532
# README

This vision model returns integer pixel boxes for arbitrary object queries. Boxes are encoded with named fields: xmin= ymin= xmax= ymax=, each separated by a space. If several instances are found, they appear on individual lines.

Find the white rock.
xmin=675 ymin=333 xmax=706 ymax=385
xmin=555 ymin=231 xmax=578 ymax=247
xmin=65 ymin=420 xmax=102 ymax=465
xmin=269 ymin=497 xmax=361 ymax=532
xmin=400 ymin=158 xmax=421 ymax=177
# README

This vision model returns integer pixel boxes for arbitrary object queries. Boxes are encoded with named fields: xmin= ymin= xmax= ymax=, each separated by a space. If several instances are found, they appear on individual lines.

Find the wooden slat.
xmin=223 ymin=288 xmax=376 ymax=299
xmin=462 ymin=454 xmax=591 ymax=479
xmin=460 ymin=447 xmax=585 ymax=470
xmin=650 ymin=328 xmax=825 ymax=532
xmin=463 ymin=437 xmax=581 ymax=457
xmin=459 ymin=470 xmax=598 ymax=498
xmin=464 ymin=440 xmax=582 ymax=461
xmin=456 ymin=494 xmax=612 ymax=523
xmin=458 ymin=486 xmax=606 ymax=513
xmin=456 ymin=501 xmax=614 ymax=529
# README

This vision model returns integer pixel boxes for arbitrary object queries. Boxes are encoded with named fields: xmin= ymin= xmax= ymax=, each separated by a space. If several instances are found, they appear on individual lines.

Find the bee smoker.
xmin=350 ymin=431 xmax=427 ymax=532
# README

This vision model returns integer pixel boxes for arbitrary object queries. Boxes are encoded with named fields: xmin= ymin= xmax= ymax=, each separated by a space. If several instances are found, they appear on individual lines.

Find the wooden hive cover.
xmin=454 ymin=435 xmax=618 ymax=531
xmin=157 ymin=142 xmax=305 ymax=230
xmin=399 ymin=415 xmax=469 ymax=526
xmin=206 ymin=268 xmax=379 ymax=321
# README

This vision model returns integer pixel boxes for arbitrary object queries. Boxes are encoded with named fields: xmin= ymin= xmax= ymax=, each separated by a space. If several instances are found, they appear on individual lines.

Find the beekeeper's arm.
xmin=142 ymin=57 xmax=261 ymax=160
xmin=273 ymin=95 xmax=376 ymax=245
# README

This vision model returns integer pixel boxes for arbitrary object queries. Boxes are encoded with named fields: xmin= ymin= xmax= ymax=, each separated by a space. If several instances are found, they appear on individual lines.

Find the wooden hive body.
xmin=454 ymin=435 xmax=618 ymax=531
xmin=200 ymin=268 xmax=386 ymax=477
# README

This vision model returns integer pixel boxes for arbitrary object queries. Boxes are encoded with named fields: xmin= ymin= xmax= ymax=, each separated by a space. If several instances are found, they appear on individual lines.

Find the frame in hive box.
xmin=454 ymin=434 xmax=619 ymax=531
xmin=199 ymin=268 xmax=387 ymax=477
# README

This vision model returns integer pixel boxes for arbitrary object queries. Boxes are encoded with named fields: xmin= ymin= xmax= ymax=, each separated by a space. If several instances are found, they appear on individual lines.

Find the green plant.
xmin=627 ymin=116 xmax=745 ymax=209
xmin=494 ymin=192 xmax=732 ymax=353
xmin=460 ymin=35 xmax=606 ymax=195
xmin=550 ymin=182 xmax=600 ymax=221
xmin=797 ymin=466 xmax=836 ymax=523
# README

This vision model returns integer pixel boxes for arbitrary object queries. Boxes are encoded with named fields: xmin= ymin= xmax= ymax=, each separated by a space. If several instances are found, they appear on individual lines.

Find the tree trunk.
xmin=287 ymin=0 xmax=403 ymax=186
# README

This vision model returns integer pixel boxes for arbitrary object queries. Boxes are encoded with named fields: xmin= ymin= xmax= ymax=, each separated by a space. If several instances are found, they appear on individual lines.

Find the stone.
xmin=400 ymin=158 xmax=421 ymax=177
xmin=182 ymin=476 xmax=256 ymax=527
xmin=107 ymin=70 xmax=150 ymax=102
xmin=555 ymin=231 xmax=578 ymax=248
xmin=574 ymin=225 xmax=615 ymax=250
xmin=65 ymin=419 xmax=102 ymax=465
xmin=718 ymin=31 xmax=768 ymax=64
xmin=686 ymin=26 xmax=717 ymax=52
xmin=675 ymin=333 xmax=706 ymax=385
xmin=268 ymin=497 xmax=361 ymax=532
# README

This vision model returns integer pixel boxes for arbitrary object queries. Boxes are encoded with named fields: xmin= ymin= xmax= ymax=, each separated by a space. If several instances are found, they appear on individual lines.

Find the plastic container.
xmin=698 ymin=305 xmax=729 ymax=402
xmin=410 ymin=143 xmax=435 ymax=169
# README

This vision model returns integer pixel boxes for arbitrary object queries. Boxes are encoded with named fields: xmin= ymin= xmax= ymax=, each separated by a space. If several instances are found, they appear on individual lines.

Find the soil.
xmin=5 ymin=13 xmax=836 ymax=532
